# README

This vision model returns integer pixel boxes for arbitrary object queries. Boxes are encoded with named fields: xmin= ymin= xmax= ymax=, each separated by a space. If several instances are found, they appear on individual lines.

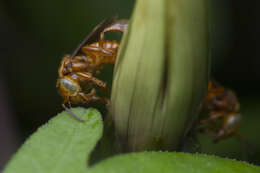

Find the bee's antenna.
xmin=62 ymin=104 xmax=85 ymax=122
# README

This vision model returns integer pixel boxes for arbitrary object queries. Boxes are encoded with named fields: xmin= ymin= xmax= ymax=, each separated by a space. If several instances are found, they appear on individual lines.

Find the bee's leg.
xmin=198 ymin=111 xmax=226 ymax=141
xmin=81 ymin=45 xmax=117 ymax=66
xmin=76 ymin=72 xmax=110 ymax=93
xmin=213 ymin=129 xmax=226 ymax=142
xmin=199 ymin=112 xmax=239 ymax=142
xmin=81 ymin=44 xmax=116 ymax=59
xmin=214 ymin=112 xmax=241 ymax=142
xmin=214 ymin=127 xmax=237 ymax=143
xmin=81 ymin=44 xmax=117 ymax=64
xmin=91 ymin=96 xmax=109 ymax=105
xmin=99 ymin=20 xmax=128 ymax=42
xmin=82 ymin=45 xmax=115 ymax=56
xmin=94 ymin=96 xmax=110 ymax=109
xmin=58 ymin=56 xmax=71 ymax=77
xmin=79 ymin=89 xmax=97 ymax=103
xmin=90 ymin=95 xmax=110 ymax=109
xmin=79 ymin=90 xmax=110 ymax=108
xmin=200 ymin=111 xmax=226 ymax=124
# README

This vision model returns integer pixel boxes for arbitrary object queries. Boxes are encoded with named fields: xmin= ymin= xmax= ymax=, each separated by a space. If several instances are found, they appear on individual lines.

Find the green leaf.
xmin=89 ymin=152 xmax=260 ymax=173
xmin=3 ymin=108 xmax=103 ymax=173
xmin=3 ymin=108 xmax=259 ymax=173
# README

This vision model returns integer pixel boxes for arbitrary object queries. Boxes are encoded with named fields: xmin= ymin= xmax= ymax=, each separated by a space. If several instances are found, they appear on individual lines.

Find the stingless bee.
xmin=56 ymin=17 xmax=128 ymax=121
xmin=199 ymin=79 xmax=241 ymax=142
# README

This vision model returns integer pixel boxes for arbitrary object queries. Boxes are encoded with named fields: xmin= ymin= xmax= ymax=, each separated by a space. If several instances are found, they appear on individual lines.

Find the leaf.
xmin=3 ymin=107 xmax=103 ymax=173
xmin=88 ymin=152 xmax=260 ymax=173
xmin=3 ymin=108 xmax=259 ymax=173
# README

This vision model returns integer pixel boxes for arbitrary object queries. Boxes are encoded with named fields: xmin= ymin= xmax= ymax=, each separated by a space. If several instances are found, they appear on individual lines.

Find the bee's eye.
xmin=60 ymin=78 xmax=77 ymax=93
xmin=226 ymin=114 xmax=241 ymax=130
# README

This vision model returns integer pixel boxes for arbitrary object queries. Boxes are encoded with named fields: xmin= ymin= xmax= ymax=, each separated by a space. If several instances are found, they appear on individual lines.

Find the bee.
xmin=199 ymin=79 xmax=241 ymax=142
xmin=56 ymin=17 xmax=128 ymax=121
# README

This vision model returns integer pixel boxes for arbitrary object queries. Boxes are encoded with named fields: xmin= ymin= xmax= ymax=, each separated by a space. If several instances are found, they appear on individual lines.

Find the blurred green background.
xmin=0 ymin=0 xmax=259 ymax=169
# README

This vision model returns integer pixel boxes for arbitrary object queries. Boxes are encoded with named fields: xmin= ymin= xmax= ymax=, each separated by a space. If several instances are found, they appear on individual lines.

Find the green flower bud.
xmin=110 ymin=0 xmax=209 ymax=152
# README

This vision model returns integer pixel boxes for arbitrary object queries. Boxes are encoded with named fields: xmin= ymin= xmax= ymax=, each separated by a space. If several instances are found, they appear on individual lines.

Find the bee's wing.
xmin=70 ymin=17 xmax=117 ymax=59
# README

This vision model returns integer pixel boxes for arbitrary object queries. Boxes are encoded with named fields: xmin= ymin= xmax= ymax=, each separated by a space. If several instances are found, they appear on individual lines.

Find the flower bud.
xmin=110 ymin=0 xmax=209 ymax=152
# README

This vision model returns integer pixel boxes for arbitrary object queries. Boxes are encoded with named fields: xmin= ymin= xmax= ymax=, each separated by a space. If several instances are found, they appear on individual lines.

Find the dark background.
xmin=0 ymin=0 xmax=259 ymax=169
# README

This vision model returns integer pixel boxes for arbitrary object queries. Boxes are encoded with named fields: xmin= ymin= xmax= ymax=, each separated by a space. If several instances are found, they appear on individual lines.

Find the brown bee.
xmin=56 ymin=17 xmax=128 ymax=121
xmin=199 ymin=79 xmax=241 ymax=142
